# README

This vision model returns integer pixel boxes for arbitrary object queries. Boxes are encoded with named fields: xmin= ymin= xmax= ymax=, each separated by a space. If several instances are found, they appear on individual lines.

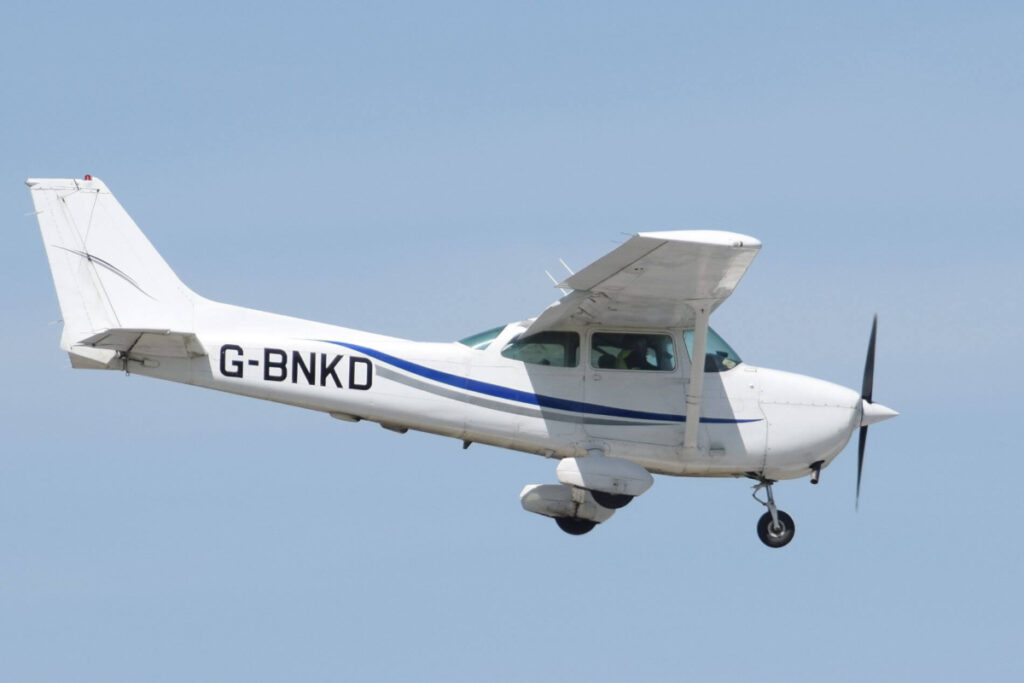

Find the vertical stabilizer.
xmin=28 ymin=177 xmax=198 ymax=366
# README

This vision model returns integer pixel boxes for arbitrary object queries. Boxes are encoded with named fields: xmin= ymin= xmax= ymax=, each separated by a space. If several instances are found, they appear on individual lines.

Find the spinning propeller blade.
xmin=862 ymin=315 xmax=876 ymax=405
xmin=856 ymin=315 xmax=898 ymax=509
xmin=856 ymin=425 xmax=867 ymax=510
xmin=856 ymin=316 xmax=876 ymax=509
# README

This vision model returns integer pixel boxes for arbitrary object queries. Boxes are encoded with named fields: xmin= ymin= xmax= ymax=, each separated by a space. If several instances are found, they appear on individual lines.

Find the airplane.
xmin=27 ymin=175 xmax=898 ymax=548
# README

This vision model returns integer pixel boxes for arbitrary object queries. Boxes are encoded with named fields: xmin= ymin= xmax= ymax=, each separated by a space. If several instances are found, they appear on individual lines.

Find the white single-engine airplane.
xmin=29 ymin=176 xmax=897 ymax=547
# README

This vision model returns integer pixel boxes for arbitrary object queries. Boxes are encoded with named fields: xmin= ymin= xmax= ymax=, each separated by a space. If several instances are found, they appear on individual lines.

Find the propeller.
xmin=856 ymin=315 xmax=899 ymax=509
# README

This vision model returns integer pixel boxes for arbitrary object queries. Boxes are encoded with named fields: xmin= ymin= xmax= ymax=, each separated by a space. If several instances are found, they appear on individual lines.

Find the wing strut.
xmin=682 ymin=302 xmax=711 ymax=453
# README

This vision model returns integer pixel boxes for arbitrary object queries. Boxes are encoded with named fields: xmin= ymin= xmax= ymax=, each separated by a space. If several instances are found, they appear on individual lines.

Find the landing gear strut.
xmin=752 ymin=480 xmax=795 ymax=548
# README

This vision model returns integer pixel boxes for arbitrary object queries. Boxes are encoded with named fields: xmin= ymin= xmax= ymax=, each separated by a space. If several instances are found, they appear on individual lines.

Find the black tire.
xmin=756 ymin=510 xmax=795 ymax=548
xmin=590 ymin=491 xmax=633 ymax=509
xmin=555 ymin=517 xmax=597 ymax=535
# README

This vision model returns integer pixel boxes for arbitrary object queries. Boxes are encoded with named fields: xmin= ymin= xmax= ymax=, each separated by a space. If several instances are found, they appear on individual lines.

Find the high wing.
xmin=523 ymin=230 xmax=761 ymax=334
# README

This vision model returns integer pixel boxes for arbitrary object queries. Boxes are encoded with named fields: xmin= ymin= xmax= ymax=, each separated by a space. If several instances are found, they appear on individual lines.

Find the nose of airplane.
xmin=861 ymin=400 xmax=899 ymax=426
xmin=757 ymin=368 xmax=863 ymax=478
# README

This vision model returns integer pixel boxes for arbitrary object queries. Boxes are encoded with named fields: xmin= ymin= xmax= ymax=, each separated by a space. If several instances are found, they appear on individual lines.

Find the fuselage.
xmin=132 ymin=296 xmax=862 ymax=482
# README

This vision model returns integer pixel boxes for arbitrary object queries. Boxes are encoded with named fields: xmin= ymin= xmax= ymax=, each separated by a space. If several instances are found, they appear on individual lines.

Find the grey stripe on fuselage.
xmin=375 ymin=365 xmax=674 ymax=426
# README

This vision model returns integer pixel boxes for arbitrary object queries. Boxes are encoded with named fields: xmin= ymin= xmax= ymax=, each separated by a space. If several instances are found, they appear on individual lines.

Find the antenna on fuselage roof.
xmin=545 ymin=270 xmax=570 ymax=295
xmin=545 ymin=258 xmax=575 ymax=295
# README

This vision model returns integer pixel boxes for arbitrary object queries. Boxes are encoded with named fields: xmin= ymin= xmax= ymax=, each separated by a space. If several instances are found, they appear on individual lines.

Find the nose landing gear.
xmin=752 ymin=480 xmax=795 ymax=548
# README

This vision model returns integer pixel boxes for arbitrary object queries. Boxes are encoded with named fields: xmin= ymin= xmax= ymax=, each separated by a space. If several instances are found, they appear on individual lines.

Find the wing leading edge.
xmin=524 ymin=230 xmax=761 ymax=334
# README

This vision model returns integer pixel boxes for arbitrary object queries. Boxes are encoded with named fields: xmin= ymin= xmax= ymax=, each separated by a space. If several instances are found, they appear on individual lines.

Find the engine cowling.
xmin=519 ymin=484 xmax=615 ymax=523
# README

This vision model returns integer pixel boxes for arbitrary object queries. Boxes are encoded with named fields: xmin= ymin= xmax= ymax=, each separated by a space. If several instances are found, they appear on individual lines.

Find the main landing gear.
xmin=555 ymin=517 xmax=597 ymax=535
xmin=752 ymin=480 xmax=795 ymax=548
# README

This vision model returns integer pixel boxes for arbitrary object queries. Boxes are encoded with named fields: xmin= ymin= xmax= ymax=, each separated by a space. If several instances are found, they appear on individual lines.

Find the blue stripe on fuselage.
xmin=320 ymin=340 xmax=760 ymax=425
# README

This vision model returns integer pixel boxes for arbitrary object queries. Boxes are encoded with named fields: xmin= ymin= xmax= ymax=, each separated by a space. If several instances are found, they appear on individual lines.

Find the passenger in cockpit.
xmin=617 ymin=336 xmax=656 ymax=370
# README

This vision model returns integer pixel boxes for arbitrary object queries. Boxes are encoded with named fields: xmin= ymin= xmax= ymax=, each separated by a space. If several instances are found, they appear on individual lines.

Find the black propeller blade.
xmin=856 ymin=315 xmax=878 ymax=510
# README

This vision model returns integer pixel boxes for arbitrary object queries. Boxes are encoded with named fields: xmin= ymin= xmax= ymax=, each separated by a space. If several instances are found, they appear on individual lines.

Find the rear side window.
xmin=501 ymin=331 xmax=580 ymax=367
xmin=591 ymin=332 xmax=676 ymax=371
xmin=458 ymin=325 xmax=505 ymax=350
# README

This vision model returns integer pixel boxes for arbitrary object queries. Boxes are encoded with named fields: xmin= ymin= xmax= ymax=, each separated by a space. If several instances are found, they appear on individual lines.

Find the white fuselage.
xmin=132 ymin=297 xmax=862 ymax=482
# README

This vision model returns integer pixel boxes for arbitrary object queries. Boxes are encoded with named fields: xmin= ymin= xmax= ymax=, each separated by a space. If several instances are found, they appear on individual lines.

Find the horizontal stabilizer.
xmin=78 ymin=328 xmax=207 ymax=358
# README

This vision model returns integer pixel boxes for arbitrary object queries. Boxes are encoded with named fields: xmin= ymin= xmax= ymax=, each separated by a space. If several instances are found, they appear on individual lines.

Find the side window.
xmin=501 ymin=331 xmax=580 ymax=367
xmin=458 ymin=325 xmax=505 ymax=350
xmin=591 ymin=333 xmax=676 ymax=371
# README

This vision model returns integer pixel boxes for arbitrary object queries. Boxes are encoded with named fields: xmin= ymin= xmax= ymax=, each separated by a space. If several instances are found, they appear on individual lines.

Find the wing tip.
xmin=637 ymin=230 xmax=762 ymax=249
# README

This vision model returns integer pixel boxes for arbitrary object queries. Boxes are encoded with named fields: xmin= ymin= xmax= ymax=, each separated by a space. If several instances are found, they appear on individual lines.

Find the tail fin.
xmin=28 ymin=177 xmax=199 ymax=368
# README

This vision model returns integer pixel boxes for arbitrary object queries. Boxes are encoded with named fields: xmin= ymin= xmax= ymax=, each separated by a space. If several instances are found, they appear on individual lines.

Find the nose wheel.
xmin=756 ymin=510 xmax=795 ymax=547
xmin=752 ymin=481 xmax=795 ymax=548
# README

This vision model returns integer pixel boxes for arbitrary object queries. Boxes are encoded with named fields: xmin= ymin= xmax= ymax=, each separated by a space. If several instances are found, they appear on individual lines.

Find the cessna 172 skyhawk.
xmin=29 ymin=176 xmax=897 ymax=548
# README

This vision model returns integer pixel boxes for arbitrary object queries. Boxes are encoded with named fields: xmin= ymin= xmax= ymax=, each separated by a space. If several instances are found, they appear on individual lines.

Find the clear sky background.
xmin=2 ymin=2 xmax=1022 ymax=681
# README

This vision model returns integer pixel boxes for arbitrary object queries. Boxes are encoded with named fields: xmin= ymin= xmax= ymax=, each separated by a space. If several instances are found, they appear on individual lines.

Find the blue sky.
xmin=2 ymin=2 xmax=1022 ymax=681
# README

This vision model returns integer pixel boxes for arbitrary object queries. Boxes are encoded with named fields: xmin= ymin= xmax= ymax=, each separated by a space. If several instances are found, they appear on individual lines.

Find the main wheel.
xmin=756 ymin=510 xmax=795 ymax=548
xmin=590 ymin=491 xmax=633 ymax=509
xmin=555 ymin=517 xmax=597 ymax=535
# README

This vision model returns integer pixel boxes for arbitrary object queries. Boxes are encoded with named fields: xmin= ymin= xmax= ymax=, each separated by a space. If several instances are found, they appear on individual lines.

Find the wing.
xmin=524 ymin=230 xmax=761 ymax=334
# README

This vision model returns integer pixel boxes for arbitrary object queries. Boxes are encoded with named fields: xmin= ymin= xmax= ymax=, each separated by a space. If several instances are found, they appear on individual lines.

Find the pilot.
xmin=616 ymin=337 xmax=656 ymax=370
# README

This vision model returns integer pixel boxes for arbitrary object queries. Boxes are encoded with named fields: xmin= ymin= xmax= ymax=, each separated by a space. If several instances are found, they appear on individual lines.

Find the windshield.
xmin=457 ymin=325 xmax=505 ymax=350
xmin=683 ymin=327 xmax=742 ymax=372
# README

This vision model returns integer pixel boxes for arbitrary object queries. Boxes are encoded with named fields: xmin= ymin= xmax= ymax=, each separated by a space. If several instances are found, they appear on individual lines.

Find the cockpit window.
xmin=683 ymin=327 xmax=742 ymax=372
xmin=590 ymin=333 xmax=676 ymax=371
xmin=501 ymin=331 xmax=580 ymax=367
xmin=458 ymin=325 xmax=505 ymax=350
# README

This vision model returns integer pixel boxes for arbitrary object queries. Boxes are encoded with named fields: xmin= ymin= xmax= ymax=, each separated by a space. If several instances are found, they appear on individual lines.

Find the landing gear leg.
xmin=752 ymin=480 xmax=795 ymax=548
